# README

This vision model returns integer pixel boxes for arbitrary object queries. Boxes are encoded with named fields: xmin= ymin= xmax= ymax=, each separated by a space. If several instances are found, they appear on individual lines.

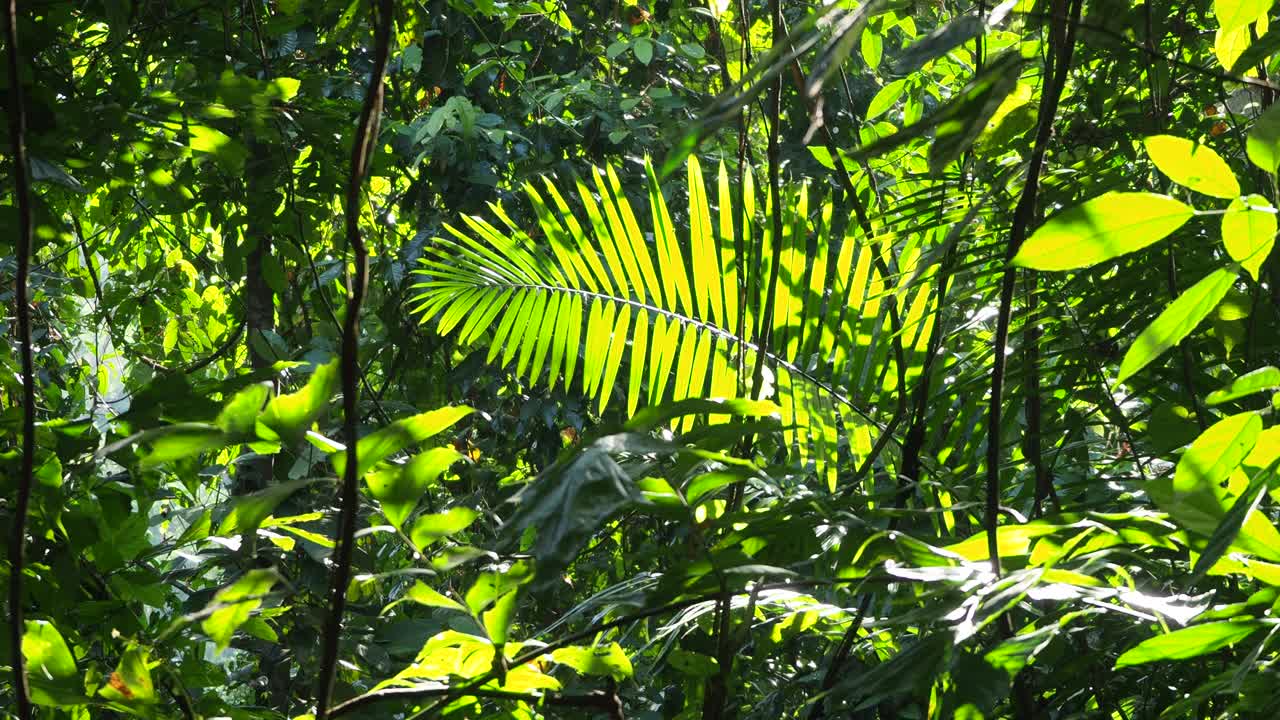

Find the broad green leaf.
xmin=189 ymin=124 xmax=248 ymax=172
xmin=163 ymin=317 xmax=179 ymax=355
xmin=217 ymin=477 xmax=325 ymax=536
xmin=865 ymin=79 xmax=908 ymax=120
xmin=98 ymin=644 xmax=156 ymax=704
xmin=1245 ymin=426 xmax=1280 ymax=471
xmin=332 ymin=406 xmax=472 ymax=478
xmin=141 ymin=424 xmax=230 ymax=468
xmin=23 ymin=620 xmax=87 ymax=707
xmin=634 ymin=38 xmax=653 ymax=65
xmin=1248 ymin=101 xmax=1280 ymax=173
xmin=366 ymin=447 xmax=463 ymax=530
xmin=1117 ymin=267 xmax=1237 ymax=384
xmin=550 ymin=643 xmax=634 ymax=680
xmin=860 ymin=28 xmax=883 ymax=69
xmin=1144 ymin=135 xmax=1240 ymax=198
xmin=1175 ymin=412 xmax=1261 ymax=498
xmin=201 ymin=569 xmax=279 ymax=651
xmin=409 ymin=506 xmax=480 ymax=550
xmin=1216 ymin=0 xmax=1273 ymax=33
xmin=501 ymin=437 xmax=650 ymax=587
xmin=464 ymin=560 xmax=533 ymax=644
xmin=406 ymin=581 xmax=467 ymax=612
xmin=1221 ymin=195 xmax=1277 ymax=281
xmin=257 ymin=360 xmax=339 ymax=446
xmin=1191 ymin=478 xmax=1269 ymax=582
xmin=1115 ymin=620 xmax=1266 ymax=668
xmin=1208 ymin=366 xmax=1280 ymax=405
xmin=1012 ymin=193 xmax=1195 ymax=271
xmin=216 ymin=383 xmax=272 ymax=435
xmin=23 ymin=619 xmax=78 ymax=682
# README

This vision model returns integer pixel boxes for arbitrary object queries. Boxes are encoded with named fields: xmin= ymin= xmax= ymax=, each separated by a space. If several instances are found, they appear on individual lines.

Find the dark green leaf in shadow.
xmin=501 ymin=435 xmax=652 ymax=587
xmin=928 ymin=51 xmax=1025 ymax=171
xmin=847 ymin=50 xmax=1024 ymax=165
xmin=893 ymin=14 xmax=984 ymax=74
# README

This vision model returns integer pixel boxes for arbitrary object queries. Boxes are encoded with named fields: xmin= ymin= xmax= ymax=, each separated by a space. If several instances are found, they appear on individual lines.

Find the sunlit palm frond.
xmin=411 ymin=158 xmax=969 ymax=484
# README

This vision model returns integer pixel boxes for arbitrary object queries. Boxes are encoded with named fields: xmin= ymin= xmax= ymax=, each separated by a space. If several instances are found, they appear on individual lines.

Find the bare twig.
xmin=985 ymin=0 xmax=1082 ymax=577
xmin=313 ymin=0 xmax=394 ymax=716
xmin=4 ymin=0 xmax=36 ymax=712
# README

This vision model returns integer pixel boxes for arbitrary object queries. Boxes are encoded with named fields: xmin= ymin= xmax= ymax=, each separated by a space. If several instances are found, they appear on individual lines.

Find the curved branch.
xmin=313 ymin=0 xmax=394 ymax=716
xmin=4 ymin=0 xmax=35 ymax=712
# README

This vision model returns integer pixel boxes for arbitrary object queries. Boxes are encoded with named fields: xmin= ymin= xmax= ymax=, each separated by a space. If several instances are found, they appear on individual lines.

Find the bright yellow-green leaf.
xmin=201 ymin=569 xmax=279 ymax=651
xmin=1144 ymin=135 xmax=1240 ymax=198
xmin=162 ymin=317 xmax=179 ymax=355
xmin=1012 ymin=193 xmax=1195 ymax=271
xmin=189 ymin=124 xmax=248 ymax=172
xmin=257 ymin=360 xmax=340 ymax=446
xmin=332 ymin=406 xmax=473 ymax=478
xmin=409 ymin=506 xmax=479 ymax=550
xmin=22 ymin=620 xmax=86 ymax=707
xmin=1208 ymin=366 xmax=1280 ymax=405
xmin=1176 ymin=412 xmax=1261 ymax=498
xmin=1115 ymin=620 xmax=1267 ymax=668
xmin=98 ymin=644 xmax=156 ymax=704
xmin=1222 ymin=195 xmax=1277 ymax=281
xmin=550 ymin=643 xmax=634 ymax=680
xmin=366 ymin=447 xmax=464 ymax=530
xmin=1117 ymin=267 xmax=1237 ymax=384
xmin=1216 ymin=0 xmax=1273 ymax=32
xmin=406 ymin=581 xmax=467 ymax=612
xmin=866 ymin=79 xmax=908 ymax=120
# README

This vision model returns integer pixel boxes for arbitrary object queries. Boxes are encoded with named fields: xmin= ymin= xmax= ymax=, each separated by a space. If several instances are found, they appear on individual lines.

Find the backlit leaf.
xmin=1115 ymin=620 xmax=1266 ymax=668
xmin=1144 ymin=135 xmax=1240 ymax=198
xmin=1012 ymin=193 xmax=1195 ymax=271
xmin=1221 ymin=195 xmax=1276 ymax=281
xmin=1117 ymin=267 xmax=1237 ymax=384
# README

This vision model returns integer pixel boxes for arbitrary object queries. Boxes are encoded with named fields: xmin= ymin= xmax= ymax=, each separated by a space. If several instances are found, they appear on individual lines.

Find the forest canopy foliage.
xmin=7 ymin=0 xmax=1280 ymax=718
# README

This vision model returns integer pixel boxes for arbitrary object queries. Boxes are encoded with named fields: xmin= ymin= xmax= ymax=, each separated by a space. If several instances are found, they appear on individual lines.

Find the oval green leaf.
xmin=1221 ymin=194 xmax=1277 ymax=281
xmin=1117 ymin=267 xmax=1237 ymax=384
xmin=1012 ymin=193 xmax=1195 ymax=271
xmin=1115 ymin=620 xmax=1266 ymax=668
xmin=1248 ymin=101 xmax=1280 ymax=174
xmin=1208 ymin=366 xmax=1280 ymax=405
xmin=1144 ymin=135 xmax=1240 ymax=198
xmin=1216 ymin=0 xmax=1273 ymax=33
xmin=866 ymin=79 xmax=908 ymax=120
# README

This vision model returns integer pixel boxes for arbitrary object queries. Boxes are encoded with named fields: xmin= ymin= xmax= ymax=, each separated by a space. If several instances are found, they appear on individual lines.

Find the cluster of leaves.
xmin=12 ymin=0 xmax=1280 ymax=719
